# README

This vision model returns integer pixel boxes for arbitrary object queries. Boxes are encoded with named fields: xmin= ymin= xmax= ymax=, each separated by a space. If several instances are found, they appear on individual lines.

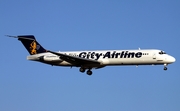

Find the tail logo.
xmin=30 ymin=40 xmax=40 ymax=54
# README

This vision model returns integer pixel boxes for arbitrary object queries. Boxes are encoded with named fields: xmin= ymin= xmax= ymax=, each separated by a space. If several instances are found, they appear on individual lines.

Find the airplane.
xmin=7 ymin=35 xmax=176 ymax=75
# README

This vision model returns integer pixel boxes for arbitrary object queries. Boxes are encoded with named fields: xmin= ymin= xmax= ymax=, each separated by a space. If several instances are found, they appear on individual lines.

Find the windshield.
xmin=159 ymin=51 xmax=166 ymax=55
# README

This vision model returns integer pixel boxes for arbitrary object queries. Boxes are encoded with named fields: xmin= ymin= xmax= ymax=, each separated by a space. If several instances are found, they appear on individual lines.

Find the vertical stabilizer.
xmin=17 ymin=35 xmax=46 ymax=55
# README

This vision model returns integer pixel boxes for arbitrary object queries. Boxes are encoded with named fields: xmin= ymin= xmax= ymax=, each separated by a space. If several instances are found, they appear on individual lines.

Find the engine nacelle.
xmin=39 ymin=56 xmax=62 ymax=62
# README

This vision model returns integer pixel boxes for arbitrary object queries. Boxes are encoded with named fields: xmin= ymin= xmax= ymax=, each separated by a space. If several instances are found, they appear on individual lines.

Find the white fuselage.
xmin=27 ymin=49 xmax=175 ymax=68
xmin=9 ymin=35 xmax=176 ymax=75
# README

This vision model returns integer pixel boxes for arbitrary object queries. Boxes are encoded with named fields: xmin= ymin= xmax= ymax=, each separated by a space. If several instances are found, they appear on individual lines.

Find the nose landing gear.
xmin=164 ymin=64 xmax=168 ymax=71
xmin=164 ymin=67 xmax=167 ymax=70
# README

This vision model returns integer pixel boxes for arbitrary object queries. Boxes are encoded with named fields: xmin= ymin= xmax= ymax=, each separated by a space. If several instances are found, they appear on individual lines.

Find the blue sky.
xmin=0 ymin=0 xmax=180 ymax=111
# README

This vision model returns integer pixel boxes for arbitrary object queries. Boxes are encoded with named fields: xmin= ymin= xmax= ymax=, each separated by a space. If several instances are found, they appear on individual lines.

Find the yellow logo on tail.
xmin=30 ymin=40 xmax=37 ymax=54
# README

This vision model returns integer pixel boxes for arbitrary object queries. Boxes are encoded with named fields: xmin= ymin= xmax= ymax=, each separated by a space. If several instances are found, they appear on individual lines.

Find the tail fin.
xmin=17 ymin=35 xmax=47 ymax=55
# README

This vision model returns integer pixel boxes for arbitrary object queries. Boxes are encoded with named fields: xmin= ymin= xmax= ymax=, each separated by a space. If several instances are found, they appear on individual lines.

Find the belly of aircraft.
xmin=105 ymin=58 xmax=160 ymax=65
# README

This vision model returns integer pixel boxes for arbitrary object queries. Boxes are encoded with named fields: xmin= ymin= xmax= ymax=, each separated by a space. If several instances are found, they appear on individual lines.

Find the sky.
xmin=0 ymin=0 xmax=180 ymax=111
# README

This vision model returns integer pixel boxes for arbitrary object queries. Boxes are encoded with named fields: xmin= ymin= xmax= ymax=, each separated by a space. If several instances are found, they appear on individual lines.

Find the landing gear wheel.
xmin=164 ymin=67 xmax=167 ymax=70
xmin=87 ymin=70 xmax=92 ymax=75
xmin=79 ymin=68 xmax=85 ymax=73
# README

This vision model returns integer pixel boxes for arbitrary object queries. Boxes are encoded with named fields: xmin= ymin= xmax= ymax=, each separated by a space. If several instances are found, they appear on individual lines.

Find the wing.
xmin=47 ymin=50 xmax=101 ymax=66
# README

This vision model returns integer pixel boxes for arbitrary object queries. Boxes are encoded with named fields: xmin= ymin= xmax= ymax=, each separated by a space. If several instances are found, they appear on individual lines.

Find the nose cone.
xmin=168 ymin=56 xmax=176 ymax=63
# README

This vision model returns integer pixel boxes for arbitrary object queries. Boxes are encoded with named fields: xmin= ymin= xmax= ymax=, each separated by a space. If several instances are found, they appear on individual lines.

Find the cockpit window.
xmin=159 ymin=51 xmax=166 ymax=55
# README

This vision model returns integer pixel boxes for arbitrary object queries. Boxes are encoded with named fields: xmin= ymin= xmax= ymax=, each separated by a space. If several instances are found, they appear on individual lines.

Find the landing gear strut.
xmin=164 ymin=64 xmax=168 ymax=71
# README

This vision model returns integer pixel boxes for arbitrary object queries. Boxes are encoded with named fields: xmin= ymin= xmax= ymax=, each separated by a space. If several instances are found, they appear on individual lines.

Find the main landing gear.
xmin=79 ymin=67 xmax=93 ymax=75
xmin=86 ymin=70 xmax=92 ymax=75
xmin=164 ymin=64 xmax=168 ymax=71
xmin=79 ymin=67 xmax=85 ymax=73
